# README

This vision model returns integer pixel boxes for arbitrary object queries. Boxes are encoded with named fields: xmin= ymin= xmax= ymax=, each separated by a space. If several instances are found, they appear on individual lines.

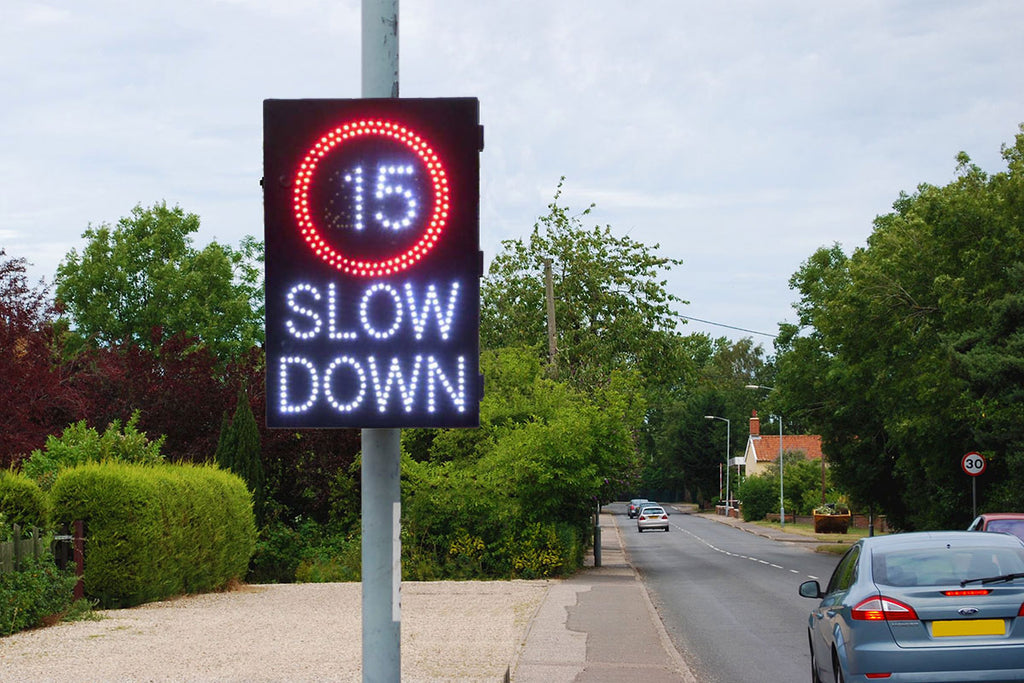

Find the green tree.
xmin=55 ymin=202 xmax=263 ymax=361
xmin=776 ymin=126 xmax=1024 ymax=529
xmin=737 ymin=474 xmax=776 ymax=522
xmin=481 ymin=180 xmax=691 ymax=395
xmin=400 ymin=347 xmax=644 ymax=578
xmin=216 ymin=390 xmax=265 ymax=523
xmin=647 ymin=337 xmax=771 ymax=505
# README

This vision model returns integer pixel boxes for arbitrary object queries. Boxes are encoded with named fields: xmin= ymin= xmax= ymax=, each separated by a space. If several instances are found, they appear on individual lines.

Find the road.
xmin=613 ymin=503 xmax=843 ymax=683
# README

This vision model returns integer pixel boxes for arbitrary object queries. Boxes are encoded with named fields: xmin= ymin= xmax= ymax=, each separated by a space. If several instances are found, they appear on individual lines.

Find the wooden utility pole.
xmin=544 ymin=259 xmax=557 ymax=374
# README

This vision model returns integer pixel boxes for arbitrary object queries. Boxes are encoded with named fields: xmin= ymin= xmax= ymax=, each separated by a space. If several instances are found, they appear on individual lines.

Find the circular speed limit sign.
xmin=962 ymin=452 xmax=986 ymax=477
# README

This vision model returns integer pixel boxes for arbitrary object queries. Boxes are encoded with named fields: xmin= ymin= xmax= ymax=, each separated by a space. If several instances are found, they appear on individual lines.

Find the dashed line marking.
xmin=675 ymin=523 xmax=819 ymax=580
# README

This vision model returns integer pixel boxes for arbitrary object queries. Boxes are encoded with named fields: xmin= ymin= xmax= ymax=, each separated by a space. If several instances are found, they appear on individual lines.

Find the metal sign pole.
xmin=361 ymin=2 xmax=400 ymax=682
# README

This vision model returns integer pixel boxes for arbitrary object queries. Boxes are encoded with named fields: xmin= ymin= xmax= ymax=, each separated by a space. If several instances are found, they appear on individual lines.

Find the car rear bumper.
xmin=845 ymin=640 xmax=1024 ymax=681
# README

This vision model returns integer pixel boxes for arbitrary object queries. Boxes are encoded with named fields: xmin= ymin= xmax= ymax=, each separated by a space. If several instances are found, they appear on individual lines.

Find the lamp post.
xmin=704 ymin=415 xmax=730 ymax=513
xmin=745 ymin=385 xmax=785 ymax=529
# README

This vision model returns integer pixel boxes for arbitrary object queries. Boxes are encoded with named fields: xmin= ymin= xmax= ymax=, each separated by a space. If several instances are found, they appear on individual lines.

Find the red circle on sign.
xmin=962 ymin=452 xmax=986 ymax=477
xmin=291 ymin=119 xmax=450 ymax=278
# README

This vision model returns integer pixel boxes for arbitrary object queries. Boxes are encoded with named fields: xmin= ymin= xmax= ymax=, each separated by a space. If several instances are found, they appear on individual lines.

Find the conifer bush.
xmin=49 ymin=462 xmax=256 ymax=608
xmin=0 ymin=470 xmax=48 ymax=528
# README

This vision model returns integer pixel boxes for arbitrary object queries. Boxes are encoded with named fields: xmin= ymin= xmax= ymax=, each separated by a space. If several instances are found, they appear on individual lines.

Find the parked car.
xmin=637 ymin=506 xmax=669 ymax=532
xmin=968 ymin=512 xmax=1024 ymax=543
xmin=799 ymin=531 xmax=1024 ymax=682
xmin=628 ymin=498 xmax=648 ymax=518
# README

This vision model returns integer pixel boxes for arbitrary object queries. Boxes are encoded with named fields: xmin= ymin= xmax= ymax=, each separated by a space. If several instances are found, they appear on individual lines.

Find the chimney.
xmin=750 ymin=409 xmax=760 ymax=437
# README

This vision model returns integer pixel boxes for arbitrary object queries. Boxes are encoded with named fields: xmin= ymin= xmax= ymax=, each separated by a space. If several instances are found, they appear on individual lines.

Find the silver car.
xmin=636 ymin=505 xmax=669 ymax=532
xmin=799 ymin=531 xmax=1024 ymax=682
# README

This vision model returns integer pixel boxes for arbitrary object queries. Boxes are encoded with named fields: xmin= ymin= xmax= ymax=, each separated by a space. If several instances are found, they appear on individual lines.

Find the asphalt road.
xmin=613 ymin=503 xmax=842 ymax=683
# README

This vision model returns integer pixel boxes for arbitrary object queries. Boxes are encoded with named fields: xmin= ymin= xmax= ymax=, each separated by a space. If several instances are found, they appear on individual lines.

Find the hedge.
xmin=49 ymin=462 xmax=256 ymax=608
xmin=0 ymin=470 xmax=48 ymax=530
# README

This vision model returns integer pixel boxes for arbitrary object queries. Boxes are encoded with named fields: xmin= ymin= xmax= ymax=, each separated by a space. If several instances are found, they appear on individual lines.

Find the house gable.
xmin=742 ymin=410 xmax=823 ymax=477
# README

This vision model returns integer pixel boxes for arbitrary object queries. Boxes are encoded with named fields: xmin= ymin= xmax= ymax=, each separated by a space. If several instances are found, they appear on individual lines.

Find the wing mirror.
xmin=799 ymin=580 xmax=824 ymax=599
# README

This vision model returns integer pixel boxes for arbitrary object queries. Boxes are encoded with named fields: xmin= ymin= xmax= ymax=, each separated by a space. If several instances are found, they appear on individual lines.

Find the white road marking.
xmin=673 ymin=521 xmax=820 ymax=580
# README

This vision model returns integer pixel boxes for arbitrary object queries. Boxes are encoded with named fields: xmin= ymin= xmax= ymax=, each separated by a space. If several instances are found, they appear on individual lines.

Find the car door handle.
xmin=825 ymin=610 xmax=838 ymax=617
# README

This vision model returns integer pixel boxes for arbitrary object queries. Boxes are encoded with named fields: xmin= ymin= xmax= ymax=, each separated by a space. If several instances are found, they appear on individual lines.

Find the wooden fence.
xmin=1 ymin=522 xmax=86 ymax=599
xmin=0 ymin=524 xmax=47 ymax=573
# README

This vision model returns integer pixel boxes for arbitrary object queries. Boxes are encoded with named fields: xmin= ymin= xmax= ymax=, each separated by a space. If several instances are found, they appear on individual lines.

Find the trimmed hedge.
xmin=49 ymin=463 xmax=256 ymax=608
xmin=0 ymin=470 xmax=48 ymax=529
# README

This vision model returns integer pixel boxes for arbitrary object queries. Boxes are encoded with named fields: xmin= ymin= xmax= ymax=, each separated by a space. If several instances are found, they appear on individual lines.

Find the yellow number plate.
xmin=932 ymin=619 xmax=1005 ymax=637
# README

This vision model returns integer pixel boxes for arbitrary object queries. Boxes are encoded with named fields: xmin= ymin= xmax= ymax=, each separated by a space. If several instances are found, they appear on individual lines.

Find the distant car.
xmin=968 ymin=512 xmax=1024 ymax=543
xmin=637 ymin=506 xmax=669 ymax=532
xmin=628 ymin=498 xmax=648 ymax=518
xmin=636 ymin=501 xmax=662 ymax=518
xmin=799 ymin=531 xmax=1024 ymax=683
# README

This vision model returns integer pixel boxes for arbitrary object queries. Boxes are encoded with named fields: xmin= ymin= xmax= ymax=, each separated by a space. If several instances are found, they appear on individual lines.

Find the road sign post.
xmin=962 ymin=452 xmax=986 ymax=519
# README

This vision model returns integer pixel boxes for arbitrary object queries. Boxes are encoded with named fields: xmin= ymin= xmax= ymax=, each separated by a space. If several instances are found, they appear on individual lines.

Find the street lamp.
xmin=704 ymin=415 xmax=730 ymax=513
xmin=745 ymin=385 xmax=785 ymax=529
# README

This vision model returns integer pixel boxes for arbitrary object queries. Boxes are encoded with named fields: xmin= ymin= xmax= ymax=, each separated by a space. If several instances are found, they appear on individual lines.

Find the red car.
xmin=968 ymin=512 xmax=1024 ymax=542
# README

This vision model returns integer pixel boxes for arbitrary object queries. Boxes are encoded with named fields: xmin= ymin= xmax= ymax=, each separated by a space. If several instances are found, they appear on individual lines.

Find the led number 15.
xmin=344 ymin=162 xmax=419 ymax=232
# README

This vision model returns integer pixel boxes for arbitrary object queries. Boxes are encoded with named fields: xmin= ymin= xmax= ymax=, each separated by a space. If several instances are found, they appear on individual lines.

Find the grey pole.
xmin=361 ymin=428 xmax=401 ymax=682
xmin=725 ymin=418 xmax=731 ymax=511
xmin=777 ymin=415 xmax=785 ymax=528
xmin=361 ymin=2 xmax=400 ymax=682
xmin=704 ymin=415 xmax=730 ymax=513
xmin=363 ymin=0 xmax=399 ymax=99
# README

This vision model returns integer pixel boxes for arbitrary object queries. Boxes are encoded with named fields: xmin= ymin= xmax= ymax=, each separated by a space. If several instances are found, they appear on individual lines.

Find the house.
xmin=743 ymin=409 xmax=822 ymax=476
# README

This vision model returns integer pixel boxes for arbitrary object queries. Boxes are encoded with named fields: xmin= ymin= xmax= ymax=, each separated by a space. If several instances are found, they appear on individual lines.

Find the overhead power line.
xmin=676 ymin=314 xmax=777 ymax=339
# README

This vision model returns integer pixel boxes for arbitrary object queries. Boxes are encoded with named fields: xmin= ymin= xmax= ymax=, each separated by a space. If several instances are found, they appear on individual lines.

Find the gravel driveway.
xmin=0 ymin=581 xmax=550 ymax=682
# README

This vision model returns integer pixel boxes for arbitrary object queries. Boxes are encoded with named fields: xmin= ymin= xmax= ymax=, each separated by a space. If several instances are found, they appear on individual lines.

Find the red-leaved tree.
xmin=0 ymin=250 xmax=77 ymax=467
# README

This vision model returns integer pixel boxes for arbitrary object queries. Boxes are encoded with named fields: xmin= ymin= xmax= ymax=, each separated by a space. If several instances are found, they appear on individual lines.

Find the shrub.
xmin=738 ymin=475 xmax=777 ymax=522
xmin=22 ymin=413 xmax=164 ymax=491
xmin=0 ymin=470 xmax=48 ymax=528
xmin=49 ymin=462 xmax=256 ymax=608
xmin=294 ymin=532 xmax=361 ymax=583
xmin=248 ymin=520 xmax=304 ymax=583
xmin=0 ymin=557 xmax=77 ymax=636
xmin=503 ymin=522 xmax=582 ymax=579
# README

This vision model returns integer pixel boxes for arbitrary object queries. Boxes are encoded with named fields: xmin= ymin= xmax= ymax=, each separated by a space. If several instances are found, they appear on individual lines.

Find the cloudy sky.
xmin=3 ymin=1 xmax=1023 ymax=346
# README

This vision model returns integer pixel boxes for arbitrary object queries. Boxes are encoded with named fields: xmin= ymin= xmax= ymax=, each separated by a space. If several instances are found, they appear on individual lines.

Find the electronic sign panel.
xmin=264 ymin=98 xmax=482 ymax=428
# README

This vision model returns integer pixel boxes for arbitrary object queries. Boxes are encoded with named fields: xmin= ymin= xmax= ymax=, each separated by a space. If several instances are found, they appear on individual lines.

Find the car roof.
xmin=862 ymin=530 xmax=1024 ymax=551
xmin=979 ymin=512 xmax=1024 ymax=520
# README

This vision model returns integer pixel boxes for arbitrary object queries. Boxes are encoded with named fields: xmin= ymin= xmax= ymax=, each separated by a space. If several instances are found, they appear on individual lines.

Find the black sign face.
xmin=264 ymin=98 xmax=481 ymax=428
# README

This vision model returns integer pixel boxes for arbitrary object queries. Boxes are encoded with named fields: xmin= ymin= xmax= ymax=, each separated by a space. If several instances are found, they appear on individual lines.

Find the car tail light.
xmin=851 ymin=596 xmax=918 ymax=621
xmin=1019 ymin=603 xmax=1024 ymax=618
xmin=943 ymin=589 xmax=991 ymax=596
xmin=864 ymin=674 xmax=892 ymax=679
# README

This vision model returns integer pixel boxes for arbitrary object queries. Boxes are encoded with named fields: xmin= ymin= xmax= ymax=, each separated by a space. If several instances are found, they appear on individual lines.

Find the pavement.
xmin=510 ymin=505 xmax=824 ymax=682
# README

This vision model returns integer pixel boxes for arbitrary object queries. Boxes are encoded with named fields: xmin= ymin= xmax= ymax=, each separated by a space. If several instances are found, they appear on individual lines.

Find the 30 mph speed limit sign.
xmin=962 ymin=452 xmax=986 ymax=477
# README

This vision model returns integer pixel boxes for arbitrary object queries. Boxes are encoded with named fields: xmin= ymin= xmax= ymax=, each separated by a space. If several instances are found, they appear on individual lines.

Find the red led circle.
xmin=292 ymin=119 xmax=450 ymax=277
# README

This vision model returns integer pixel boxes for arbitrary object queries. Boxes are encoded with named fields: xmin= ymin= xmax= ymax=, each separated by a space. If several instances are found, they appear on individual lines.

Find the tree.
xmin=647 ymin=336 xmax=772 ymax=505
xmin=776 ymin=126 xmax=1024 ymax=529
xmin=55 ymin=202 xmax=263 ymax=361
xmin=0 ymin=249 xmax=74 ymax=467
xmin=400 ymin=346 xmax=644 ymax=577
xmin=481 ymin=180 xmax=691 ymax=395
xmin=216 ymin=390 xmax=265 ymax=524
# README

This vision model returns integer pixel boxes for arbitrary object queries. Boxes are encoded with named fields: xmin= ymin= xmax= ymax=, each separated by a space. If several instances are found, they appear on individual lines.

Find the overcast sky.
xmin=3 ymin=1 xmax=1023 ymax=347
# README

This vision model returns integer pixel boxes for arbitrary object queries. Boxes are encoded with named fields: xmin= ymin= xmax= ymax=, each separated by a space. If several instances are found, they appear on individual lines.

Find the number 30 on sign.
xmin=962 ymin=452 xmax=986 ymax=477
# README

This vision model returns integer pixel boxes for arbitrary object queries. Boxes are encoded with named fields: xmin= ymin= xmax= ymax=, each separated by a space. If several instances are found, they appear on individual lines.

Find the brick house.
xmin=743 ymin=409 xmax=823 ymax=476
